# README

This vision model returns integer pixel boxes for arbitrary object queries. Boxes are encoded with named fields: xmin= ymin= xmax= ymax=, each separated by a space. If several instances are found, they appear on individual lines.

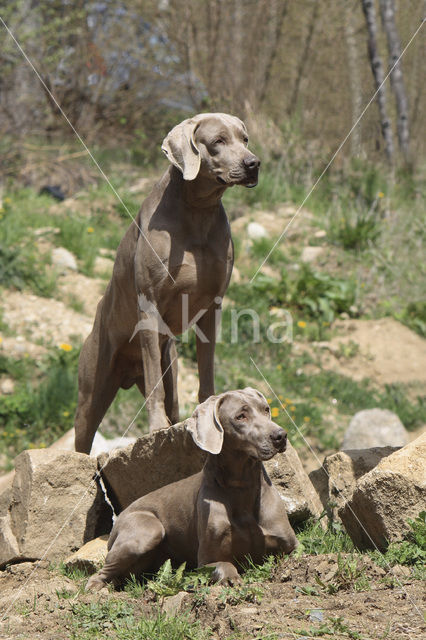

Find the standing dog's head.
xmin=186 ymin=388 xmax=287 ymax=460
xmin=162 ymin=113 xmax=260 ymax=187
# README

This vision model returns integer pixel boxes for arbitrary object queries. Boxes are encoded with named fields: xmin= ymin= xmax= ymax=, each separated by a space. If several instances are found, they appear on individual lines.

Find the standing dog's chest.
xmin=171 ymin=244 xmax=230 ymax=293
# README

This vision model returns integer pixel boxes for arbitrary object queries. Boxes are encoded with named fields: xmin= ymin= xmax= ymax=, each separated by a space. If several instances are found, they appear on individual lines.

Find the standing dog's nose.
xmin=270 ymin=428 xmax=287 ymax=450
xmin=243 ymin=155 xmax=261 ymax=170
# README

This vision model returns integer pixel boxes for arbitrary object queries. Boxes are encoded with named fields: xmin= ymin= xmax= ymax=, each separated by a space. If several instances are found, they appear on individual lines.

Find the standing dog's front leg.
xmin=196 ymin=303 xmax=220 ymax=403
xmin=138 ymin=326 xmax=170 ymax=432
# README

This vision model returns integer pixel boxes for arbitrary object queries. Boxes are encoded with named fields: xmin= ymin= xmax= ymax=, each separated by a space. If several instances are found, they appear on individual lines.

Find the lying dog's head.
xmin=186 ymin=388 xmax=287 ymax=460
xmin=162 ymin=113 xmax=260 ymax=187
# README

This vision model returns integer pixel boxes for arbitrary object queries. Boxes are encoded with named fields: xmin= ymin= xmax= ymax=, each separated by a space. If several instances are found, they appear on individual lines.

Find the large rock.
xmin=339 ymin=433 xmax=426 ymax=550
xmin=0 ymin=449 xmax=112 ymax=566
xmin=264 ymin=442 xmax=324 ymax=524
xmin=0 ymin=514 xmax=20 ymax=566
xmin=309 ymin=446 xmax=399 ymax=519
xmin=342 ymin=409 xmax=408 ymax=449
xmin=100 ymin=422 xmax=322 ymax=525
xmin=99 ymin=422 xmax=206 ymax=513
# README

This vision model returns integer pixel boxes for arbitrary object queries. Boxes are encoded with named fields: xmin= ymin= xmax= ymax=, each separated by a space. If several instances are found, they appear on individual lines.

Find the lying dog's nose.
xmin=243 ymin=154 xmax=260 ymax=170
xmin=270 ymin=428 xmax=287 ymax=449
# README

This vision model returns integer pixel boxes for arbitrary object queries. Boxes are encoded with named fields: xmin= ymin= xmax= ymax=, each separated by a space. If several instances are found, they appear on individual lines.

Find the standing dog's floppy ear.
xmin=186 ymin=395 xmax=224 ymax=454
xmin=161 ymin=118 xmax=200 ymax=181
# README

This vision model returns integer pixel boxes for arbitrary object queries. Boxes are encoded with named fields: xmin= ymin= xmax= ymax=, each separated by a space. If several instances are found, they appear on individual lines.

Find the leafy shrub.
xmin=329 ymin=206 xmax=381 ymax=251
xmin=369 ymin=512 xmax=426 ymax=572
xmin=396 ymin=300 xmax=426 ymax=337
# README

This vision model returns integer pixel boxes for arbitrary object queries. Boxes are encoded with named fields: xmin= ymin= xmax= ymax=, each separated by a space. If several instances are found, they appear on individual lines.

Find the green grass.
xmin=294 ymin=517 xmax=355 ymax=556
xmin=0 ymin=347 xmax=79 ymax=469
xmin=69 ymin=601 xmax=211 ymax=640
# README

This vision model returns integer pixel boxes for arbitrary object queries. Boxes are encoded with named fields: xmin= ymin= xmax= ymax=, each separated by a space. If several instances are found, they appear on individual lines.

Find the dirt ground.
xmin=0 ymin=554 xmax=424 ymax=639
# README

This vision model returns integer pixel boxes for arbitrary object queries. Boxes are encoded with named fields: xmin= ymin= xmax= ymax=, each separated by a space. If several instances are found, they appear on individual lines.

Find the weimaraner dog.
xmin=86 ymin=388 xmax=298 ymax=590
xmin=74 ymin=113 xmax=260 ymax=454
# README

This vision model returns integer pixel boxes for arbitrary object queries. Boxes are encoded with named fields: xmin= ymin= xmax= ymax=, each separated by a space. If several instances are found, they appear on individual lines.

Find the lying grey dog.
xmin=87 ymin=388 xmax=298 ymax=590
xmin=75 ymin=113 xmax=260 ymax=454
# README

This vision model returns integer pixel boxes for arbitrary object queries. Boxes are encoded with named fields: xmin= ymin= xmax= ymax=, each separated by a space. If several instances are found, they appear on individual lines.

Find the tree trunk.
xmin=287 ymin=0 xmax=319 ymax=116
xmin=343 ymin=0 xmax=363 ymax=156
xmin=379 ymin=0 xmax=410 ymax=161
xmin=360 ymin=0 xmax=394 ymax=162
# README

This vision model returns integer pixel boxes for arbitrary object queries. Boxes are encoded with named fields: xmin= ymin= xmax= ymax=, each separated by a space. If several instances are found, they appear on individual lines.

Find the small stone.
xmin=64 ymin=536 xmax=109 ymax=574
xmin=309 ymin=609 xmax=324 ymax=623
xmin=52 ymin=247 xmax=78 ymax=273
xmin=301 ymin=246 xmax=324 ymax=263
xmin=247 ymin=222 xmax=268 ymax=240
xmin=314 ymin=230 xmax=327 ymax=238
xmin=161 ymin=591 xmax=192 ymax=616
xmin=391 ymin=565 xmax=411 ymax=578
xmin=0 ymin=378 xmax=15 ymax=395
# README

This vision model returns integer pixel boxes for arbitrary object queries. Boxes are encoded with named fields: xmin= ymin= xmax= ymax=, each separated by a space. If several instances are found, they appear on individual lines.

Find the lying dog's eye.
xmin=214 ymin=139 xmax=225 ymax=145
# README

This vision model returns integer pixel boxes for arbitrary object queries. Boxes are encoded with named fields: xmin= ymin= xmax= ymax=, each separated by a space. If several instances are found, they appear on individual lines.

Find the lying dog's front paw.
xmin=86 ymin=574 xmax=108 ymax=592
xmin=210 ymin=561 xmax=241 ymax=586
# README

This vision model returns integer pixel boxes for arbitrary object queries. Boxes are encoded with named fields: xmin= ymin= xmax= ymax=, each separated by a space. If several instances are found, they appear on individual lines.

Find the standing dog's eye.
xmin=235 ymin=413 xmax=246 ymax=420
xmin=243 ymin=137 xmax=249 ymax=145
xmin=264 ymin=406 xmax=270 ymax=414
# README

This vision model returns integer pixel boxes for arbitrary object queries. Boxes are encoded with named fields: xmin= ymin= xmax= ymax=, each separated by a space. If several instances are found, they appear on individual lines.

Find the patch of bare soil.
xmin=0 ymin=555 xmax=424 ymax=639
xmin=318 ymin=317 xmax=426 ymax=386
xmin=1 ymin=290 xmax=93 ymax=354
xmin=56 ymin=272 xmax=106 ymax=319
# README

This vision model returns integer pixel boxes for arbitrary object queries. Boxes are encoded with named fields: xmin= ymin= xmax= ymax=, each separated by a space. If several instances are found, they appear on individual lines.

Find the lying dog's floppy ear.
xmin=161 ymin=119 xmax=201 ymax=181
xmin=242 ymin=387 xmax=268 ymax=404
xmin=186 ymin=395 xmax=224 ymax=454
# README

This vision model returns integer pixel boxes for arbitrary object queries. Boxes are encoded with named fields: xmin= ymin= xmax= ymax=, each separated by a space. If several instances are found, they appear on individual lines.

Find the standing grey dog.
xmin=74 ymin=113 xmax=260 ymax=453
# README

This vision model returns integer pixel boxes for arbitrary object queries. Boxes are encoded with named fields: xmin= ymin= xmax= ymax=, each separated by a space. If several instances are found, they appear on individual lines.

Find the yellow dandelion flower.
xmin=276 ymin=364 xmax=282 ymax=370
xmin=290 ymin=405 xmax=296 ymax=412
xmin=297 ymin=321 xmax=307 ymax=329
xmin=271 ymin=407 xmax=279 ymax=418
xmin=0 ymin=336 xmax=3 ymax=344
xmin=378 ymin=191 xmax=384 ymax=198
xmin=62 ymin=410 xmax=70 ymax=417
xmin=4 ymin=197 xmax=12 ymax=204
xmin=285 ymin=398 xmax=292 ymax=404
xmin=87 ymin=226 xmax=94 ymax=233
xmin=278 ymin=394 xmax=283 ymax=400
xmin=266 ymin=398 xmax=272 ymax=404
xmin=304 ymin=416 xmax=311 ymax=422
xmin=282 ymin=403 xmax=287 ymax=409
xmin=322 ymin=321 xmax=329 ymax=327
xmin=59 ymin=343 xmax=72 ymax=352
